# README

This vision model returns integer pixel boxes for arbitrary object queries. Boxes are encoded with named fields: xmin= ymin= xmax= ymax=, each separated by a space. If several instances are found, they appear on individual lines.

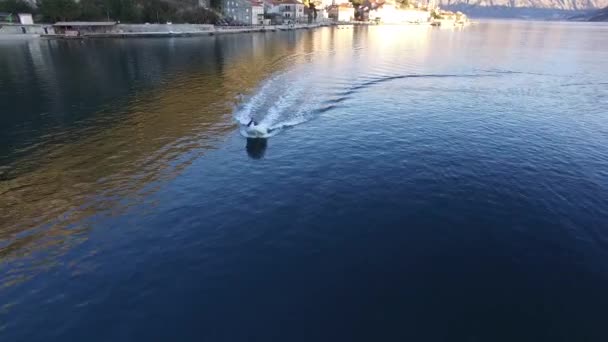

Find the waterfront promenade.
xmin=0 ymin=21 xmax=339 ymax=39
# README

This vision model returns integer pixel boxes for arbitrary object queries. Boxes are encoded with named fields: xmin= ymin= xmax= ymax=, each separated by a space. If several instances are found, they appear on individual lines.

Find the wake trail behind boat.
xmin=235 ymin=71 xmax=502 ymax=138
xmin=235 ymin=66 xmax=332 ymax=138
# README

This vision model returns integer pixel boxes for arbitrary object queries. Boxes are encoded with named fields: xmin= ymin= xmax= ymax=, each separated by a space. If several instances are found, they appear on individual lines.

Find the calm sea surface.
xmin=1 ymin=21 xmax=608 ymax=341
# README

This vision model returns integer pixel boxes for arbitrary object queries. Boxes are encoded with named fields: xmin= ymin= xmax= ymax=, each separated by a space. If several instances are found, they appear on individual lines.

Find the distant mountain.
xmin=569 ymin=6 xmax=608 ymax=19
xmin=437 ymin=0 xmax=608 ymax=11
xmin=591 ymin=6 xmax=608 ymax=19
xmin=435 ymin=0 xmax=608 ymax=19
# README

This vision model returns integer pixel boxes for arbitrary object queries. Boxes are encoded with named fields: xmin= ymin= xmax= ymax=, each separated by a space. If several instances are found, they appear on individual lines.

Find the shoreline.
xmin=0 ymin=22 xmax=341 ymax=40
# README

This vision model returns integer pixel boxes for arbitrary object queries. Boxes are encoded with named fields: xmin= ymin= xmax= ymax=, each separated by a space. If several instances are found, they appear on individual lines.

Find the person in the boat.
xmin=247 ymin=119 xmax=258 ymax=127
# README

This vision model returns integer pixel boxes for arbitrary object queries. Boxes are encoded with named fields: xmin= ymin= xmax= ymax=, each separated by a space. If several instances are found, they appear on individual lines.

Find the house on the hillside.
xmin=328 ymin=3 xmax=353 ymax=21
xmin=18 ymin=13 xmax=34 ymax=24
xmin=251 ymin=1 xmax=265 ymax=24
xmin=222 ymin=0 xmax=265 ymax=24
xmin=369 ymin=6 xmax=430 ymax=23
xmin=264 ymin=0 xmax=305 ymax=23
xmin=318 ymin=0 xmax=333 ymax=7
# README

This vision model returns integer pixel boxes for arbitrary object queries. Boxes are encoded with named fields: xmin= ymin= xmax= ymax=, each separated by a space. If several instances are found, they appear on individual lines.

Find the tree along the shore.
xmin=1 ymin=0 xmax=219 ymax=24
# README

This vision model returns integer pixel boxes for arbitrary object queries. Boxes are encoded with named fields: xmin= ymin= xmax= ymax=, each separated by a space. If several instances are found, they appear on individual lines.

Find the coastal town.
xmin=0 ymin=0 xmax=469 ymax=38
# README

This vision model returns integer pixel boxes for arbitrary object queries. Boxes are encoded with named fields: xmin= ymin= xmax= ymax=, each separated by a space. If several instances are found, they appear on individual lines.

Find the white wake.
xmin=234 ymin=67 xmax=327 ymax=138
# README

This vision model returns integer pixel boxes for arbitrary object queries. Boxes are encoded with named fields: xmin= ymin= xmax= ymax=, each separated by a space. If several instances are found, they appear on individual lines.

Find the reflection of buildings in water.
xmin=0 ymin=30 xmax=335 ymax=288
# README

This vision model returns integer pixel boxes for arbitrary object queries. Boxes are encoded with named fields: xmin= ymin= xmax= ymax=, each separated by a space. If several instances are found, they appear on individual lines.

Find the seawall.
xmin=0 ymin=23 xmax=53 ymax=38
xmin=81 ymin=22 xmax=335 ymax=38
xmin=0 ymin=22 xmax=337 ymax=39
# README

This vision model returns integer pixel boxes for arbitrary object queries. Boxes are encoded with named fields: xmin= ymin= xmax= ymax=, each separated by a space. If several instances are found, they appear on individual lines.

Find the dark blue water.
xmin=1 ymin=21 xmax=608 ymax=341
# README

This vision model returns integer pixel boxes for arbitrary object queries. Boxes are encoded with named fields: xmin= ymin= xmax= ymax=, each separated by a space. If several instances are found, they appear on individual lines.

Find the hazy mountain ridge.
xmin=591 ymin=6 xmax=608 ymax=19
xmin=569 ymin=6 xmax=608 ymax=19
xmin=438 ymin=0 xmax=608 ymax=11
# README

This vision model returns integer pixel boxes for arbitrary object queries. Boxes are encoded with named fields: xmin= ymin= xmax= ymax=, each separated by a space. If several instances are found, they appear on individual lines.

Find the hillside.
xmin=436 ymin=0 xmax=608 ymax=19
xmin=588 ymin=6 xmax=608 ymax=19
xmin=0 ymin=0 xmax=220 ymax=23
xmin=570 ymin=5 xmax=608 ymax=19
xmin=437 ymin=0 xmax=608 ymax=11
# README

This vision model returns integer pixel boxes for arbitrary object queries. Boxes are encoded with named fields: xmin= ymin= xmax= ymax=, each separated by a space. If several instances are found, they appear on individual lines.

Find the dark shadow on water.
xmin=246 ymin=138 xmax=268 ymax=159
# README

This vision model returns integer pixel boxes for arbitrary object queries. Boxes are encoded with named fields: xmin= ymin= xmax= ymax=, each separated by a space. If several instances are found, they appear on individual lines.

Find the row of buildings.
xmin=220 ymin=0 xmax=308 ymax=25
xmin=218 ymin=0 xmax=448 ymax=26
xmin=1 ymin=0 xmax=448 ymax=29
xmin=218 ymin=0 xmax=367 ymax=25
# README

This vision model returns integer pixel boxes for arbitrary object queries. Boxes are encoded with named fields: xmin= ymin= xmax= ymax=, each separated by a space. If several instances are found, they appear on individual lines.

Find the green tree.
xmin=105 ymin=0 xmax=138 ymax=21
xmin=141 ymin=0 xmax=164 ymax=23
xmin=39 ymin=0 xmax=81 ymax=21
xmin=179 ymin=7 xmax=219 ymax=24
xmin=79 ymin=0 xmax=105 ymax=20
xmin=209 ymin=0 xmax=221 ymax=10
xmin=0 ymin=0 xmax=35 ymax=13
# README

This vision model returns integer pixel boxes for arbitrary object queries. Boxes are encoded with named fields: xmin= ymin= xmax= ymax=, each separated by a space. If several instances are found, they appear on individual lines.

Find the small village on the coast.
xmin=0 ymin=0 xmax=469 ymax=39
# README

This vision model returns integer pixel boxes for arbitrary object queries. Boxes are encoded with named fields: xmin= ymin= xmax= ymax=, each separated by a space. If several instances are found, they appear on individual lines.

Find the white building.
xmin=18 ymin=13 xmax=34 ymax=25
xmin=222 ymin=0 xmax=265 ymax=24
xmin=328 ymin=3 xmax=353 ymax=22
xmin=369 ymin=6 xmax=431 ymax=23
xmin=265 ymin=0 xmax=306 ymax=22
xmin=251 ymin=1 xmax=265 ymax=24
